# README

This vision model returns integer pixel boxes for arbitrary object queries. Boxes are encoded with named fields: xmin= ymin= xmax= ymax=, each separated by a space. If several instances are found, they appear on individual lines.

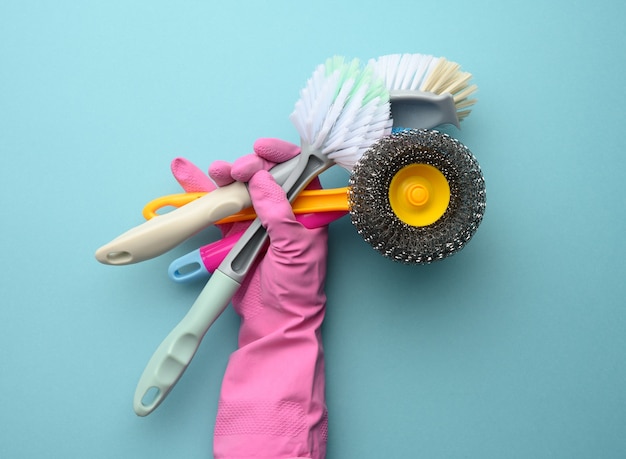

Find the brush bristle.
xmin=369 ymin=53 xmax=478 ymax=122
xmin=290 ymin=57 xmax=392 ymax=171
xmin=348 ymin=129 xmax=486 ymax=264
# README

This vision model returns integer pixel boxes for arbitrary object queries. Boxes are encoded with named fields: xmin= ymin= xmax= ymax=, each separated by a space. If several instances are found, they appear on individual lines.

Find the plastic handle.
xmin=142 ymin=192 xmax=206 ymax=220
xmin=133 ymin=270 xmax=240 ymax=416
xmin=168 ymin=232 xmax=244 ymax=283
xmin=166 ymin=249 xmax=208 ymax=283
xmin=95 ymin=156 xmax=299 ymax=265
xmin=135 ymin=152 xmax=334 ymax=415
xmin=167 ymin=210 xmax=349 ymax=283
xmin=143 ymin=186 xmax=351 ymax=223
xmin=389 ymin=90 xmax=460 ymax=129
xmin=96 ymin=182 xmax=250 ymax=265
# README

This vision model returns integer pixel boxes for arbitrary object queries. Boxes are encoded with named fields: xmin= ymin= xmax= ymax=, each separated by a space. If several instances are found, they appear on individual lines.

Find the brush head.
xmin=348 ymin=129 xmax=486 ymax=264
xmin=369 ymin=53 xmax=478 ymax=127
xmin=289 ymin=56 xmax=393 ymax=171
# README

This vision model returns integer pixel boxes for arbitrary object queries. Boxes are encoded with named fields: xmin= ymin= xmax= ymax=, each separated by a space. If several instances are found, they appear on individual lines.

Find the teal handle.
xmin=133 ymin=270 xmax=240 ymax=416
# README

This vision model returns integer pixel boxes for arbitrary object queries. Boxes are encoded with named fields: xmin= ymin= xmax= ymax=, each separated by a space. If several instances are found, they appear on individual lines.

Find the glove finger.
xmin=231 ymin=154 xmax=275 ymax=182
xmin=208 ymin=160 xmax=236 ymax=187
xmin=253 ymin=138 xmax=301 ymax=163
xmin=170 ymin=157 xmax=216 ymax=193
xmin=248 ymin=170 xmax=300 ymax=250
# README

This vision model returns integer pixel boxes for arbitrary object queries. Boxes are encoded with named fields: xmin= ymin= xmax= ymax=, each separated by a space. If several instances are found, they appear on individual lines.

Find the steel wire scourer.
xmin=348 ymin=129 xmax=486 ymax=264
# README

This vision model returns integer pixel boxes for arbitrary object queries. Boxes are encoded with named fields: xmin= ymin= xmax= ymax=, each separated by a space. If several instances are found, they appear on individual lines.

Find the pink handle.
xmin=203 ymin=211 xmax=345 ymax=271
xmin=168 ymin=211 xmax=347 ymax=282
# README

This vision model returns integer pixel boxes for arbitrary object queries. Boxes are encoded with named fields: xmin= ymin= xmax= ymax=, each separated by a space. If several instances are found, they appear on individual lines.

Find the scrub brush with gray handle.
xmin=370 ymin=53 xmax=477 ymax=129
xmin=133 ymin=56 xmax=393 ymax=416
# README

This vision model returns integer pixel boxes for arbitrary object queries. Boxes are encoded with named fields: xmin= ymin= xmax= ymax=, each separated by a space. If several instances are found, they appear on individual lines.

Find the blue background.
xmin=1 ymin=1 xmax=625 ymax=457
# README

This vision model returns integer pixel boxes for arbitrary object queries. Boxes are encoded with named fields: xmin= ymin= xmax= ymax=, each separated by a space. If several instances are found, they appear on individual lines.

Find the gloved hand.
xmin=171 ymin=138 xmax=329 ymax=459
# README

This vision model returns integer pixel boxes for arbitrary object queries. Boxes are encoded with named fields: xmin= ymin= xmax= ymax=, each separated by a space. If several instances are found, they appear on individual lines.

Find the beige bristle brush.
xmin=369 ymin=53 xmax=477 ymax=129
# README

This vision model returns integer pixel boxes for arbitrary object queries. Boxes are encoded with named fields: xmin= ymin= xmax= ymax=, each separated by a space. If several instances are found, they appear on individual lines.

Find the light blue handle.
xmin=168 ymin=250 xmax=207 ymax=283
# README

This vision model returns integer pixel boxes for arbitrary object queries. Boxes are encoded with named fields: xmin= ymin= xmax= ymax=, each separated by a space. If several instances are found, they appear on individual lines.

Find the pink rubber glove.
xmin=171 ymin=139 xmax=329 ymax=459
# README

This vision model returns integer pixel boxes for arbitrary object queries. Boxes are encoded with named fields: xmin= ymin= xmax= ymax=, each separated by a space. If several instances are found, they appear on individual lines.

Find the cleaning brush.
xmin=95 ymin=58 xmax=392 ymax=266
xmin=369 ymin=53 xmax=477 ymax=129
xmin=349 ymin=129 xmax=486 ymax=264
xmin=133 ymin=56 xmax=393 ymax=416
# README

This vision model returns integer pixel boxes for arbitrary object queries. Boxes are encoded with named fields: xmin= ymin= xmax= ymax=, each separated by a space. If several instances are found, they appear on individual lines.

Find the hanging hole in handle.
xmin=143 ymin=204 xmax=178 ymax=220
xmin=154 ymin=205 xmax=178 ymax=216
xmin=141 ymin=386 xmax=161 ymax=407
xmin=172 ymin=262 xmax=202 ymax=281
xmin=175 ymin=262 xmax=201 ymax=276
xmin=106 ymin=251 xmax=133 ymax=264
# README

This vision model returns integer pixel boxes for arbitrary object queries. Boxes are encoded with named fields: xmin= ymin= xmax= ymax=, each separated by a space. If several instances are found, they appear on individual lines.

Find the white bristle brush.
xmin=133 ymin=56 xmax=392 ymax=416
xmin=369 ymin=53 xmax=477 ymax=128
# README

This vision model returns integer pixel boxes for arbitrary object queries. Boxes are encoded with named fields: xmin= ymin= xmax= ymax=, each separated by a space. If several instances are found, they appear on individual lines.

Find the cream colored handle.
xmin=95 ymin=156 xmax=300 ymax=265
xmin=95 ymin=182 xmax=250 ymax=265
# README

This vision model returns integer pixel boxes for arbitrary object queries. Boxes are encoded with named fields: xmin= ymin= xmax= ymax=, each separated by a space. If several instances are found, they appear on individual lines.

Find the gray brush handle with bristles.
xmin=390 ymin=91 xmax=459 ymax=129
xmin=133 ymin=56 xmax=392 ymax=416
xmin=133 ymin=147 xmax=334 ymax=416
xmin=220 ymin=146 xmax=333 ymax=280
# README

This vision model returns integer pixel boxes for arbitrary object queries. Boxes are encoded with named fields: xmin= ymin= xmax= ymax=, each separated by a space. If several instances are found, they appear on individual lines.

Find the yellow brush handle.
xmin=143 ymin=187 xmax=350 ymax=223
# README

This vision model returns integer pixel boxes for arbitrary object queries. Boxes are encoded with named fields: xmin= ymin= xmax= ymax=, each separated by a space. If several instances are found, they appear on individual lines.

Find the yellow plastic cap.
xmin=389 ymin=164 xmax=450 ymax=226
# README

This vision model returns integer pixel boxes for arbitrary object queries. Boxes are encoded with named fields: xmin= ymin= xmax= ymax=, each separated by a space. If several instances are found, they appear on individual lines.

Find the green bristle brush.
xmin=133 ymin=56 xmax=393 ymax=416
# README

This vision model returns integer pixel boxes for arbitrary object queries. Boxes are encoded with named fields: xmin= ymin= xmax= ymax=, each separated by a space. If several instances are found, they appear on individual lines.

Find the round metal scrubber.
xmin=348 ymin=129 xmax=486 ymax=264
